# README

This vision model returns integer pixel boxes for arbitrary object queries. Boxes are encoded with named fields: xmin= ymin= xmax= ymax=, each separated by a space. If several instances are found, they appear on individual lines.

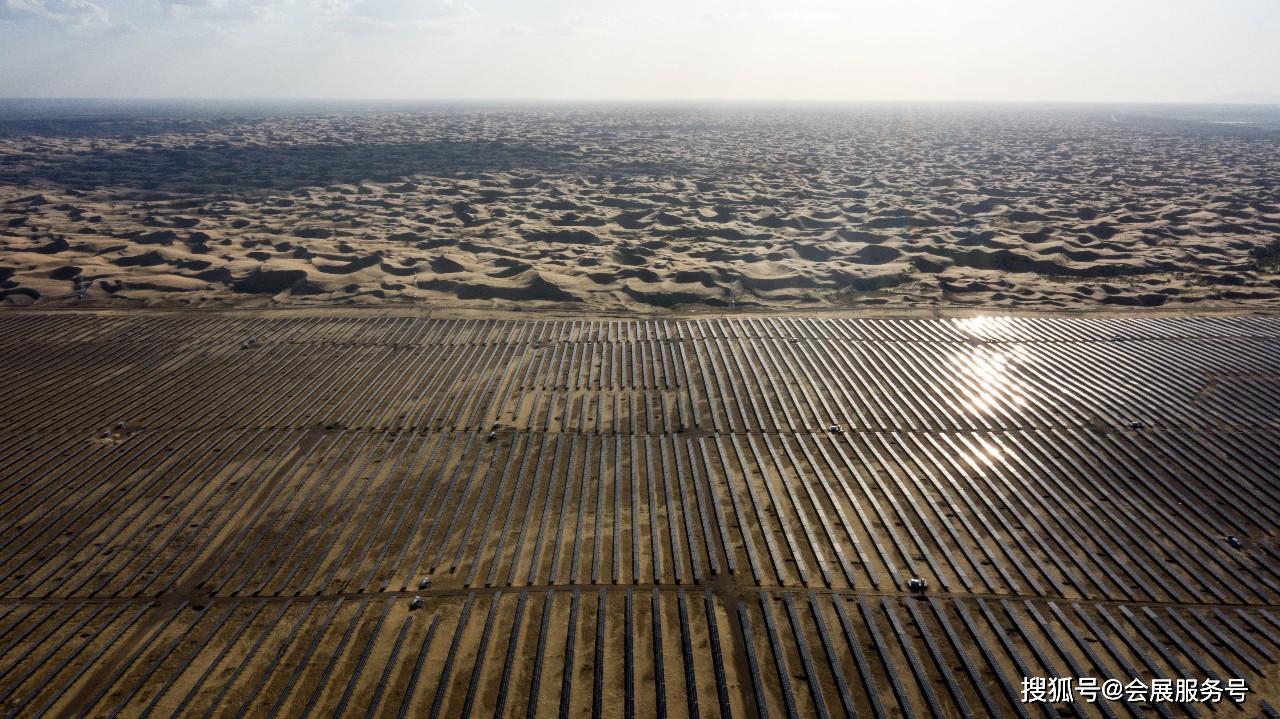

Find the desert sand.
xmin=2 ymin=103 xmax=1279 ymax=312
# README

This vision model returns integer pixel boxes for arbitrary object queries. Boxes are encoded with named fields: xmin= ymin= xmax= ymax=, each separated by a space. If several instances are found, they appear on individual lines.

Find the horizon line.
xmin=2 ymin=96 xmax=1279 ymax=107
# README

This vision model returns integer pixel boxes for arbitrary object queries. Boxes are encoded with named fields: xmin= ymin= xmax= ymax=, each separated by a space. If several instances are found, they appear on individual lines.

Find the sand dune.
xmin=2 ymin=106 xmax=1278 ymax=310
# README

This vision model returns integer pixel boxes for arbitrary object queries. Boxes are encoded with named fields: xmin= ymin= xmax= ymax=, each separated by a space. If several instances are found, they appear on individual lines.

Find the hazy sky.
xmin=1 ymin=0 xmax=1277 ymax=102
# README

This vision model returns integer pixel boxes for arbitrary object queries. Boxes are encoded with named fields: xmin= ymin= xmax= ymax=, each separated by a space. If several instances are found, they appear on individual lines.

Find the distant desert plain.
xmin=2 ymin=102 xmax=1279 ymax=312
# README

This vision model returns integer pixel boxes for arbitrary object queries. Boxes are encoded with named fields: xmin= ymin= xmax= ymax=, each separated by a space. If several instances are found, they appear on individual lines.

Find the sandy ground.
xmin=2 ymin=105 xmax=1279 ymax=312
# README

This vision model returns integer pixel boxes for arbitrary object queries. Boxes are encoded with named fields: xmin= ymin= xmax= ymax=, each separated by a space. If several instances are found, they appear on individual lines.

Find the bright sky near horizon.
xmin=0 ymin=0 xmax=1277 ymax=102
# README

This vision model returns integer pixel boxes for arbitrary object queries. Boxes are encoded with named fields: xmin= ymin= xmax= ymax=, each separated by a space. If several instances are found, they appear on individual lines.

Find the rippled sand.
xmin=2 ymin=104 xmax=1278 ymax=311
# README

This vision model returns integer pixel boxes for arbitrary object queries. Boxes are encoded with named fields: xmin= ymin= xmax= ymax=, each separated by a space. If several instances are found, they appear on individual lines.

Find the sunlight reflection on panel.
xmin=966 ymin=435 xmax=1005 ymax=470
xmin=947 ymin=340 xmax=1032 ymax=420
xmin=953 ymin=315 xmax=1017 ymax=343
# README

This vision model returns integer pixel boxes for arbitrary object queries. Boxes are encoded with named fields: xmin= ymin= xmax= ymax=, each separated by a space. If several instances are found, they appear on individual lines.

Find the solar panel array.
xmin=0 ymin=313 xmax=1277 ymax=717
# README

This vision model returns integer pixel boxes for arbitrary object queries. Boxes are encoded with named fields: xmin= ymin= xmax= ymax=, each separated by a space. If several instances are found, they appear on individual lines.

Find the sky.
xmin=0 ymin=0 xmax=1278 ymax=102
